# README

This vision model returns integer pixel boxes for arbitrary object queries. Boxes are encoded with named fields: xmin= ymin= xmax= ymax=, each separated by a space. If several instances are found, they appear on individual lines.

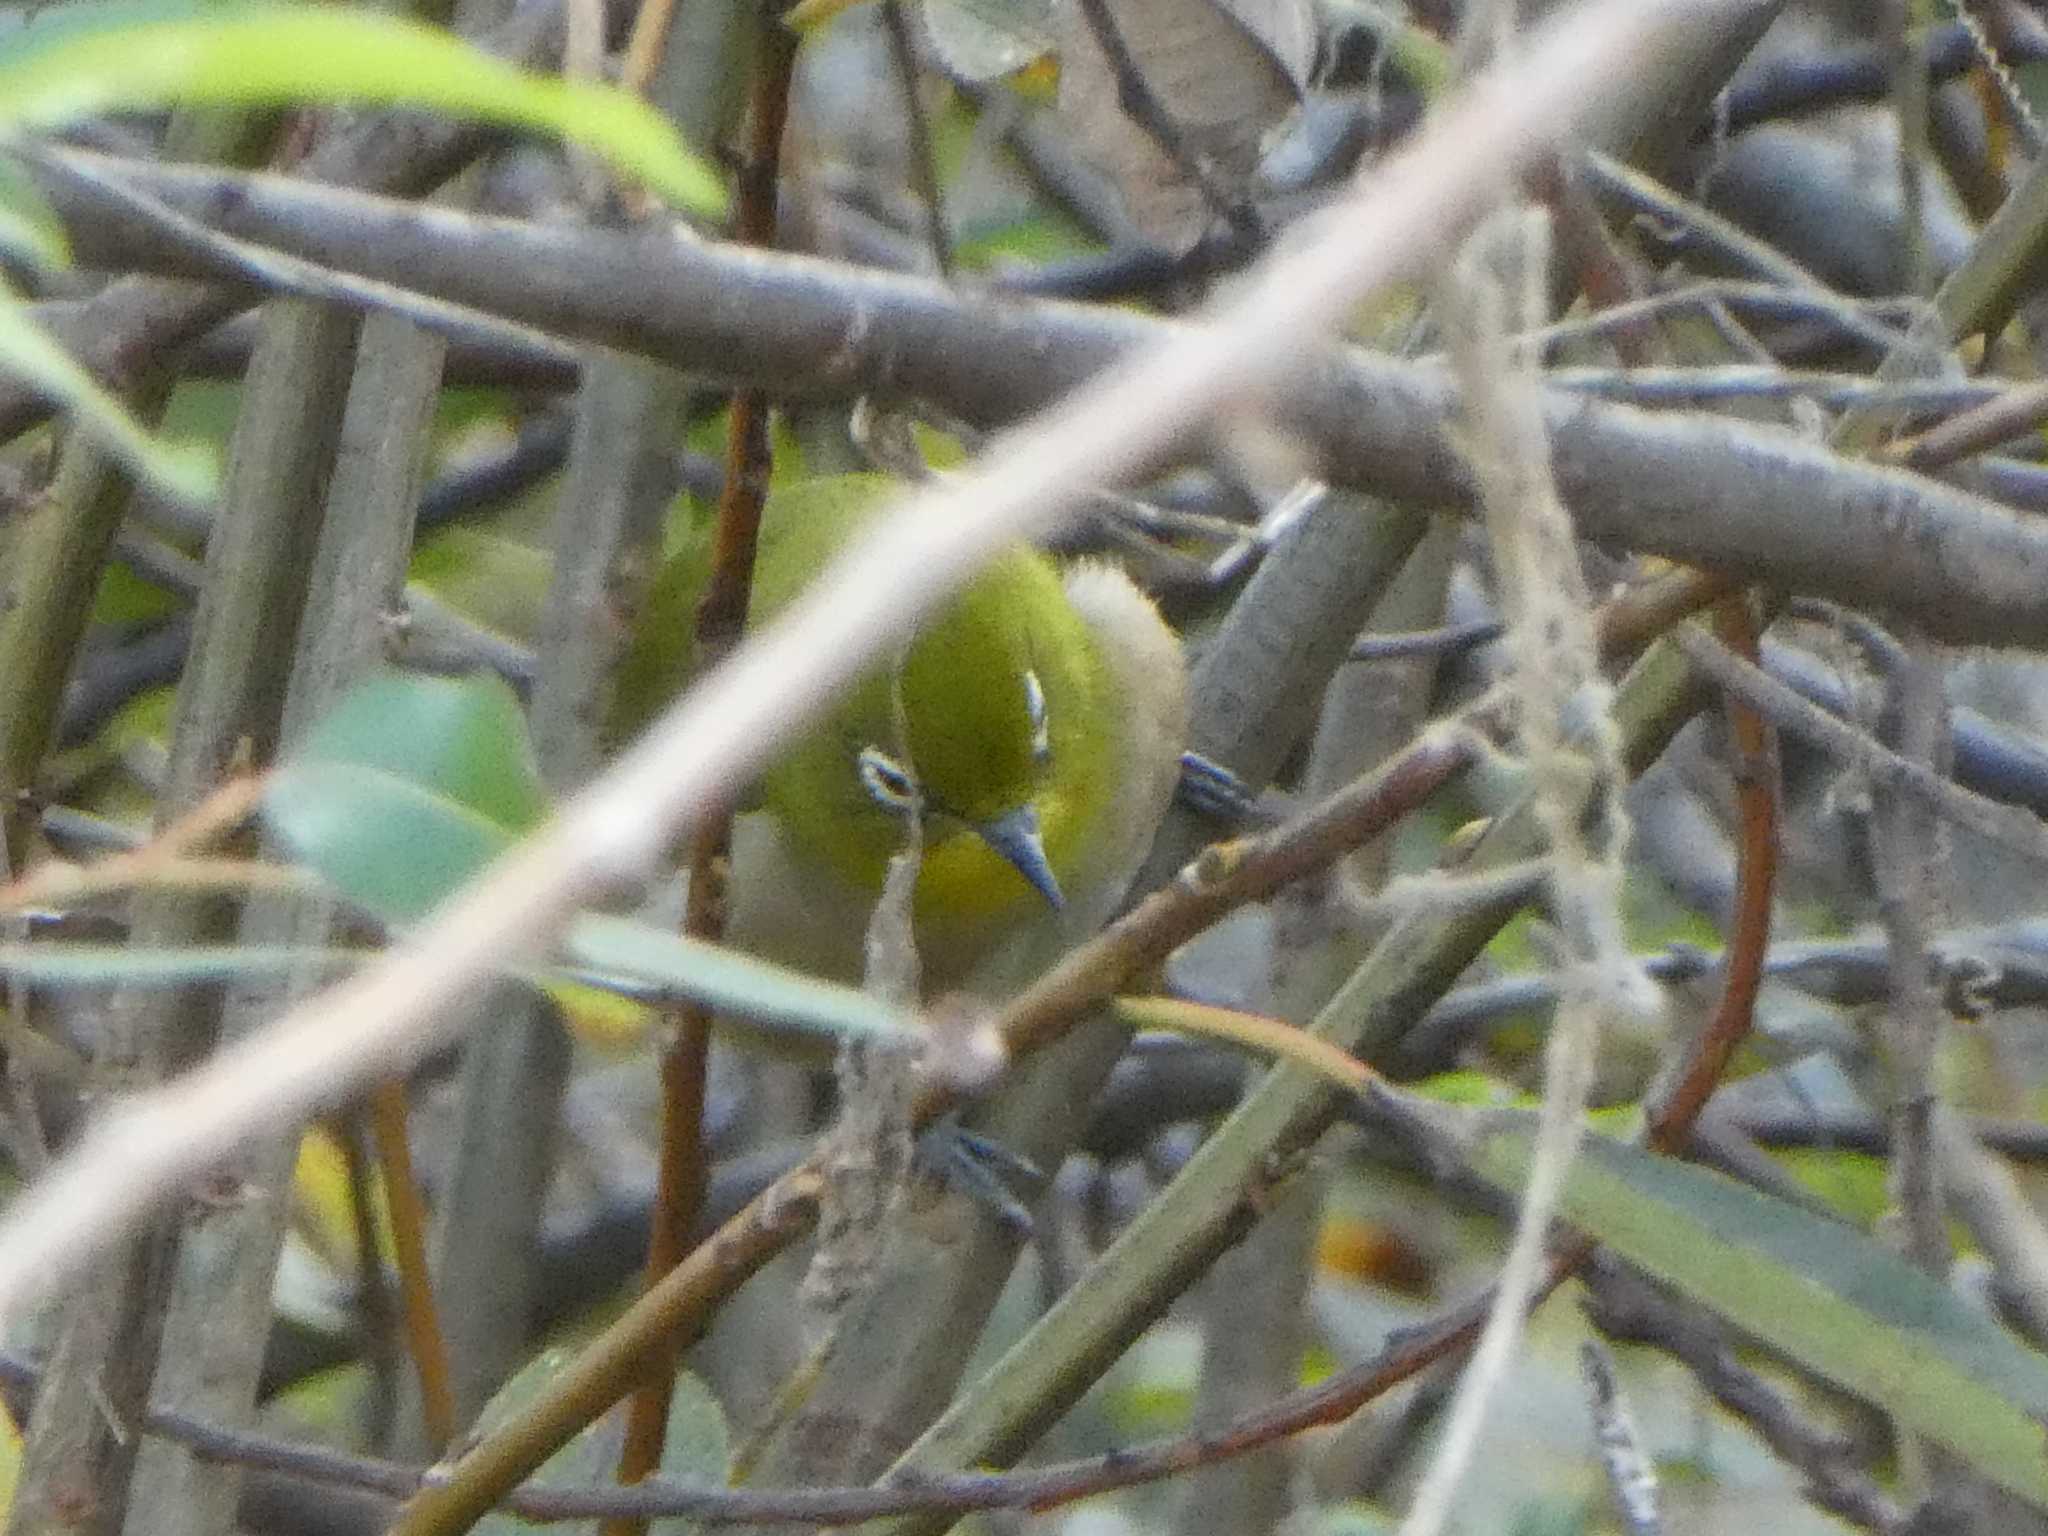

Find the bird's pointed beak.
xmin=974 ymin=805 xmax=1065 ymax=911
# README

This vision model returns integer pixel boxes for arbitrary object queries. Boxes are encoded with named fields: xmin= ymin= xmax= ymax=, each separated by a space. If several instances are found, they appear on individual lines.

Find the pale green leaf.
xmin=265 ymin=674 xmax=922 ymax=1058
xmin=288 ymin=671 xmax=547 ymax=834
xmin=0 ymin=942 xmax=357 ymax=986
xmin=264 ymin=759 xmax=516 ymax=926
xmin=264 ymin=671 xmax=542 ymax=923
xmin=565 ymin=913 xmax=922 ymax=1055
xmin=0 ymin=1 xmax=725 ymax=215
xmin=1472 ymin=1120 xmax=2048 ymax=1512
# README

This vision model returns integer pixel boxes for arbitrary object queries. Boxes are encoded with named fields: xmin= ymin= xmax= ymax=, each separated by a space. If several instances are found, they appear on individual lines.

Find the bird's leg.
xmin=913 ymin=1117 xmax=1043 ymax=1236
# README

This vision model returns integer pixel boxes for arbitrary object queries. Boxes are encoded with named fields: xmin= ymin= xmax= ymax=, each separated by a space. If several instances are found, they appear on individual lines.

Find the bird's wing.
xmin=1059 ymin=560 xmax=1191 ymax=929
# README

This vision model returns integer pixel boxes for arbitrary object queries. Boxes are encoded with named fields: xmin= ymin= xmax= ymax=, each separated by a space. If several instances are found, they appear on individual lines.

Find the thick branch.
xmin=29 ymin=146 xmax=2048 ymax=648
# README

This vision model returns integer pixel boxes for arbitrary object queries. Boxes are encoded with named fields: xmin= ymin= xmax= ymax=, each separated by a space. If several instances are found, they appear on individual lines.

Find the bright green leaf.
xmin=0 ymin=1 xmax=725 ymax=215
xmin=1472 ymin=1120 xmax=2048 ymax=1512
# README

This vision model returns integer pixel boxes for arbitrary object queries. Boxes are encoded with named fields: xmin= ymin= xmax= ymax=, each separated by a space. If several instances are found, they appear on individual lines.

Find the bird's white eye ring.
xmin=1024 ymin=670 xmax=1050 ymax=764
xmin=857 ymin=746 xmax=920 ymax=814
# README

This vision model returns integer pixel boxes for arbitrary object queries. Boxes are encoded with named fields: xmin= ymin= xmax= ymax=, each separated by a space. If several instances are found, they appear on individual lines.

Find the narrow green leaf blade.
xmin=565 ymin=913 xmax=922 ymax=1055
xmin=0 ymin=294 xmax=213 ymax=500
xmin=0 ymin=942 xmax=357 ymax=986
xmin=1472 ymin=1120 xmax=2048 ymax=1511
xmin=0 ymin=2 xmax=725 ymax=214
xmin=0 ymin=152 xmax=69 ymax=269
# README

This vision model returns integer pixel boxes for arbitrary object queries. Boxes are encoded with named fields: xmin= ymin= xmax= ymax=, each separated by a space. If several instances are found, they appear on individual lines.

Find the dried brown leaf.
xmin=1054 ymin=0 xmax=1314 ymax=248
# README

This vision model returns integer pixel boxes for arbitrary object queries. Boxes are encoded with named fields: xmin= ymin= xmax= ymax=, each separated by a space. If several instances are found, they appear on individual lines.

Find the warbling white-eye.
xmin=609 ymin=473 xmax=1189 ymax=1000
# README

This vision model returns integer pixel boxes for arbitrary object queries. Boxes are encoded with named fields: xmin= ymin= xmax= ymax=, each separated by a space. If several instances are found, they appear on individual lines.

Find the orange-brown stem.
xmin=1650 ymin=593 xmax=1777 ymax=1142
xmin=368 ymin=1078 xmax=456 ymax=1453
xmin=605 ymin=20 xmax=798 ymax=1527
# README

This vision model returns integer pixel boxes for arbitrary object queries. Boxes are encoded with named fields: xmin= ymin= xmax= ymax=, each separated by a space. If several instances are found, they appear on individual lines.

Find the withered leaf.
xmin=1055 ymin=0 xmax=1315 ymax=249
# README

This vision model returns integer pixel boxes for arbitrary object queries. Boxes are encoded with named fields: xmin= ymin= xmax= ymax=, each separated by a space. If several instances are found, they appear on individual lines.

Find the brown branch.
xmin=368 ymin=1080 xmax=456 ymax=1454
xmin=618 ymin=0 xmax=683 ymax=97
xmin=36 ymin=158 xmax=2048 ymax=648
xmin=1890 ymin=374 xmax=2048 ymax=471
xmin=390 ymin=728 xmax=1477 ymax=1535
xmin=338 ymin=1113 xmax=402 ymax=1443
xmin=1648 ymin=597 xmax=1777 ymax=1138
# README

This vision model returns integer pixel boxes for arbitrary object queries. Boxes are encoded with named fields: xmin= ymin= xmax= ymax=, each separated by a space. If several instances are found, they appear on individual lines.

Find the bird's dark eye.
xmin=1024 ymin=670 xmax=1050 ymax=764
xmin=856 ymin=746 xmax=920 ymax=814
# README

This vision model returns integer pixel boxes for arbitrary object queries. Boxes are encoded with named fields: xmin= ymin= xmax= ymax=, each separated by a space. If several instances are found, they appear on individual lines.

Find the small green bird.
xmin=610 ymin=473 xmax=1189 ymax=998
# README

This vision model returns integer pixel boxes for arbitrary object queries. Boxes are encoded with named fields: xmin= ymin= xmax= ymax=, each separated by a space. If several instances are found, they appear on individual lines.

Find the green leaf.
xmin=263 ymin=671 xmax=546 ymax=924
xmin=565 ymin=913 xmax=923 ymax=1055
xmin=292 ymin=671 xmax=547 ymax=834
xmin=263 ymin=760 xmax=517 ymax=926
xmin=0 ymin=1 xmax=725 ymax=216
xmin=0 ymin=290 xmax=214 ymax=501
xmin=0 ymin=942 xmax=357 ymax=986
xmin=0 ymin=152 xmax=69 ymax=269
xmin=1471 ymin=1120 xmax=2048 ymax=1512
xmin=266 ymin=674 xmax=920 ymax=1060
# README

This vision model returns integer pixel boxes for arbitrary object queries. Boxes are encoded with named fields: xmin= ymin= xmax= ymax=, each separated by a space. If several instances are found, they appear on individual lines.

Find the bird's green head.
xmin=764 ymin=534 xmax=1109 ymax=935
xmin=610 ymin=473 xmax=1122 ymax=953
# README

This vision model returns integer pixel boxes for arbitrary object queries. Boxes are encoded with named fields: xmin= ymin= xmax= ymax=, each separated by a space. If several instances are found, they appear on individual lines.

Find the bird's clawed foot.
xmin=914 ymin=1119 xmax=1043 ymax=1237
xmin=1176 ymin=751 xmax=1269 ymax=827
